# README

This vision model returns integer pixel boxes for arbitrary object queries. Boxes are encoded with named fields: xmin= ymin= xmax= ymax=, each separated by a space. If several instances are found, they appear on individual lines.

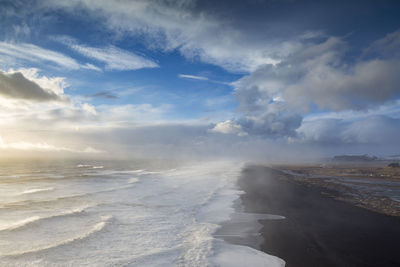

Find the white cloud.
xmin=0 ymin=42 xmax=81 ymax=70
xmin=82 ymin=103 xmax=97 ymax=115
xmin=55 ymin=36 xmax=158 ymax=71
xmin=72 ymin=44 xmax=158 ymax=71
xmin=45 ymin=0 xmax=285 ymax=72
xmin=0 ymin=67 xmax=175 ymax=155
xmin=82 ymin=63 xmax=102 ymax=72
xmin=178 ymin=74 xmax=209 ymax=81
xmin=210 ymin=120 xmax=247 ymax=136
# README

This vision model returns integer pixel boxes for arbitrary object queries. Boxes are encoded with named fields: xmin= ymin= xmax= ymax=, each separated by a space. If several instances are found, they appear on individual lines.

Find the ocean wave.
xmin=19 ymin=187 xmax=55 ymax=195
xmin=128 ymin=169 xmax=144 ymax=173
xmin=3 ymin=215 xmax=112 ymax=257
xmin=0 ymin=205 xmax=92 ymax=232
xmin=92 ymin=166 xmax=104 ymax=169
xmin=1 ymin=169 xmax=142 ymax=184
xmin=0 ymin=216 xmax=40 ymax=232
xmin=76 ymin=164 xmax=92 ymax=168
xmin=128 ymin=177 xmax=139 ymax=184
xmin=0 ymin=184 xmax=137 ymax=209
xmin=76 ymin=164 xmax=104 ymax=169
xmin=0 ymin=175 xmax=20 ymax=180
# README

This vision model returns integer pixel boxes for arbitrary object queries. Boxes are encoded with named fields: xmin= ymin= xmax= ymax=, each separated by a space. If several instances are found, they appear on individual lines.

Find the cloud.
xmin=234 ymin=34 xmax=400 ymax=113
xmin=0 ymin=135 xmax=102 ymax=153
xmin=219 ymin=31 xmax=400 ymax=138
xmin=97 ymin=103 xmax=172 ymax=125
xmin=0 ymin=67 xmax=175 ymax=155
xmin=0 ymin=70 xmax=66 ymax=101
xmin=365 ymin=29 xmax=400 ymax=58
xmin=89 ymin=91 xmax=118 ymax=99
xmin=82 ymin=103 xmax=97 ymax=116
xmin=237 ymin=111 xmax=302 ymax=138
xmin=0 ymin=41 xmax=81 ymax=70
xmin=297 ymin=115 xmax=400 ymax=146
xmin=45 ymin=0 xmax=284 ymax=72
xmin=0 ymin=68 xmax=105 ymax=137
xmin=296 ymin=118 xmax=346 ymax=144
xmin=178 ymin=74 xmax=209 ymax=81
xmin=1 ymin=0 xmax=400 ymax=158
xmin=11 ymin=68 xmax=67 ymax=95
xmin=82 ymin=63 xmax=102 ymax=72
xmin=210 ymin=120 xmax=247 ymax=136
xmin=67 ymin=123 xmax=327 ymax=162
xmin=55 ymin=36 xmax=158 ymax=71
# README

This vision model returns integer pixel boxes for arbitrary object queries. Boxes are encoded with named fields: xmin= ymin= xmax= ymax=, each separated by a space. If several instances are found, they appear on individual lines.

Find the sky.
xmin=0 ymin=0 xmax=400 ymax=161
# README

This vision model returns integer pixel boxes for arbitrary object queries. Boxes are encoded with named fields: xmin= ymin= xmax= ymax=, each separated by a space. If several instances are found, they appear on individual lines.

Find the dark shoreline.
xmin=222 ymin=165 xmax=400 ymax=267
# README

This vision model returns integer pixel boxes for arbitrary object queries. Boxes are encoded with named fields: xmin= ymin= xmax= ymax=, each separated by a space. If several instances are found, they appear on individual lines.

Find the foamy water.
xmin=0 ymin=160 xmax=284 ymax=266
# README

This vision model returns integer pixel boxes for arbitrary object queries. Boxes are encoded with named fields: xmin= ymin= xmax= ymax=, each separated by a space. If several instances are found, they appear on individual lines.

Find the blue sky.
xmin=0 ymin=0 xmax=400 ymax=160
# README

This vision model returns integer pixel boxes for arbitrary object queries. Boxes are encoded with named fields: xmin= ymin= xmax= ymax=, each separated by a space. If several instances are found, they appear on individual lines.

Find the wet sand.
xmin=231 ymin=165 xmax=400 ymax=267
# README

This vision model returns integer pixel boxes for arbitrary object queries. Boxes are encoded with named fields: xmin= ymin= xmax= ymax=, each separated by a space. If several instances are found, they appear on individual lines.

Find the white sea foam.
xmin=126 ymin=169 xmax=144 ymax=173
xmin=76 ymin=164 xmax=104 ymax=169
xmin=0 ymin=160 xmax=285 ymax=266
xmin=92 ymin=166 xmax=104 ymax=169
xmin=212 ymin=241 xmax=285 ymax=267
xmin=20 ymin=187 xmax=55 ymax=195
xmin=0 ymin=216 xmax=40 ymax=232
xmin=0 ymin=183 xmax=137 ymax=209
xmin=128 ymin=177 xmax=139 ymax=183
xmin=76 ymin=164 xmax=92 ymax=168
xmin=0 ymin=206 xmax=92 ymax=232
xmin=2 ymin=216 xmax=111 ymax=257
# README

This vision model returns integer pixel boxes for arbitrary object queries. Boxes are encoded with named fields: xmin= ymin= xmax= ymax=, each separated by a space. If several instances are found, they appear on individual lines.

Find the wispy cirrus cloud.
xmin=55 ymin=36 xmax=158 ymax=71
xmin=178 ymin=74 xmax=209 ymax=81
xmin=45 ymin=0 xmax=281 ymax=73
xmin=0 ymin=41 xmax=102 ymax=71
xmin=178 ymin=74 xmax=230 ymax=85
xmin=0 ymin=41 xmax=80 ymax=69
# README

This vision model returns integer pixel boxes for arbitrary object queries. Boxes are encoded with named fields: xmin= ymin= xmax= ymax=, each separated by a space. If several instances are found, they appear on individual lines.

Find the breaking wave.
xmin=0 ymin=205 xmax=92 ymax=232
xmin=3 ymin=216 xmax=112 ymax=257
xmin=19 ymin=187 xmax=55 ymax=195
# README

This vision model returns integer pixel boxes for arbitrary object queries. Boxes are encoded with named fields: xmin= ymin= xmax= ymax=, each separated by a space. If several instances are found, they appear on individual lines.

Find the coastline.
xmin=219 ymin=164 xmax=400 ymax=267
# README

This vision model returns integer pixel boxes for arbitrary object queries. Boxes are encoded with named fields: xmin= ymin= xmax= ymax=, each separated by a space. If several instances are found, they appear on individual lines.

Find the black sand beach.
xmin=229 ymin=165 xmax=400 ymax=267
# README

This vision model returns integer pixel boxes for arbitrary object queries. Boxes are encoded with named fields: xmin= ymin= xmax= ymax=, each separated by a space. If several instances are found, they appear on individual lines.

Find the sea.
xmin=0 ymin=159 xmax=284 ymax=266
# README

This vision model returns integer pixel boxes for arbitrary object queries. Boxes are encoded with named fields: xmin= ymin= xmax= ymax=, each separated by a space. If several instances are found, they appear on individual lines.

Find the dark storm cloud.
xmin=0 ymin=71 xmax=63 ymax=101
xmin=89 ymin=91 xmax=118 ymax=99
xmin=235 ymin=34 xmax=400 ymax=112
xmin=237 ymin=111 xmax=302 ymax=137
xmin=365 ymin=29 xmax=400 ymax=58
xmin=225 ymin=30 xmax=400 ymax=138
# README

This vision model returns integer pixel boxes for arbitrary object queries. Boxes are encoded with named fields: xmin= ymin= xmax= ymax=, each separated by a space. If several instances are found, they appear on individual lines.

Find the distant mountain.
xmin=332 ymin=154 xmax=379 ymax=162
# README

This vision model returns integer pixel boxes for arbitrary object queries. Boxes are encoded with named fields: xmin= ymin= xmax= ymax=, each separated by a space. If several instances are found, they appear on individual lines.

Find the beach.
xmin=227 ymin=165 xmax=400 ymax=267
